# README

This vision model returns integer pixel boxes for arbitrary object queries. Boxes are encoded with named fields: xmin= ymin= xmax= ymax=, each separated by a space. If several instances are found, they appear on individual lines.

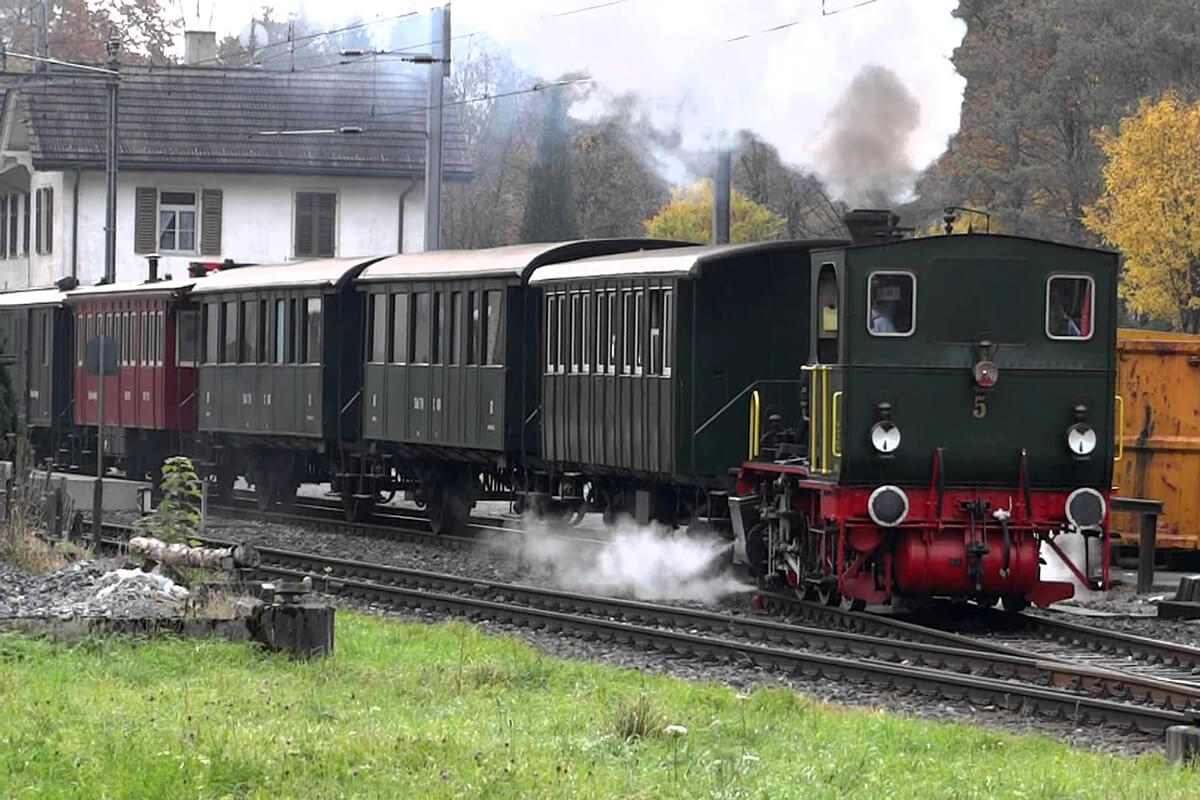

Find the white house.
xmin=0 ymin=34 xmax=470 ymax=289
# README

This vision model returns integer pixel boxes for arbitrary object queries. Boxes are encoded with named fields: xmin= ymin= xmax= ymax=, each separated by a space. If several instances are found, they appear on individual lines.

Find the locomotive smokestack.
xmin=713 ymin=148 xmax=731 ymax=244
xmin=843 ymin=209 xmax=901 ymax=245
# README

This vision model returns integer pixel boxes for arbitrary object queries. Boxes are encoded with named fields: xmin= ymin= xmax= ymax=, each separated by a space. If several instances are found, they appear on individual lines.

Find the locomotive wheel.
xmin=428 ymin=483 xmax=469 ymax=535
xmin=277 ymin=483 xmax=298 ymax=511
xmin=841 ymin=596 xmax=867 ymax=612
xmin=817 ymin=584 xmax=841 ymax=606
xmin=1001 ymin=595 xmax=1029 ymax=614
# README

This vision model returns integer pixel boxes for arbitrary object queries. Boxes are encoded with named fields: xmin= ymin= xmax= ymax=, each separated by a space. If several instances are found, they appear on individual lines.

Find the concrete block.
xmin=1166 ymin=725 xmax=1200 ymax=764
xmin=31 ymin=470 xmax=151 ymax=515
xmin=1157 ymin=600 xmax=1200 ymax=620
xmin=251 ymin=603 xmax=334 ymax=659
xmin=1175 ymin=575 xmax=1200 ymax=602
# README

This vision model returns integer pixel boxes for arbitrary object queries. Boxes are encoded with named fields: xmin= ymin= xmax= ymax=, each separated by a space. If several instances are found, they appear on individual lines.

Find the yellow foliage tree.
xmin=1084 ymin=93 xmax=1200 ymax=331
xmin=644 ymin=179 xmax=786 ymax=243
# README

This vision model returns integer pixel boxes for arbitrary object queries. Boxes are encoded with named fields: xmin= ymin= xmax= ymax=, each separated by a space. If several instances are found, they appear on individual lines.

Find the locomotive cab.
xmin=736 ymin=229 xmax=1119 ymax=611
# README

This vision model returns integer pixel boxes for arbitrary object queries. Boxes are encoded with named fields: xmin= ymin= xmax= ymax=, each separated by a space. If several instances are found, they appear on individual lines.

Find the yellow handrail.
xmin=830 ymin=390 xmax=843 ymax=458
xmin=1114 ymin=394 xmax=1124 ymax=462
xmin=749 ymin=390 xmax=761 ymax=459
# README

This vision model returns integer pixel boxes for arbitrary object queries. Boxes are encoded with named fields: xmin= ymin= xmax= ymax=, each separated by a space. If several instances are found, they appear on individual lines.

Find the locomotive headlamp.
xmin=870 ymin=421 xmax=901 ymax=453
xmin=1065 ymin=487 xmax=1106 ymax=529
xmin=973 ymin=360 xmax=999 ymax=388
xmin=868 ymin=485 xmax=909 ymax=527
xmin=1065 ymin=423 xmax=1097 ymax=457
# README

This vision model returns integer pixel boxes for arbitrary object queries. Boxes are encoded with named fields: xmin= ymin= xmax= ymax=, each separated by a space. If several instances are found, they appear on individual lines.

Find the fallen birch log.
xmin=128 ymin=536 xmax=261 ymax=569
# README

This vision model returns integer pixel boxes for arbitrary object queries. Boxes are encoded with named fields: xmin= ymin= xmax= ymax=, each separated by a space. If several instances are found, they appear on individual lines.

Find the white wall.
xmin=0 ymin=169 xmax=428 ymax=288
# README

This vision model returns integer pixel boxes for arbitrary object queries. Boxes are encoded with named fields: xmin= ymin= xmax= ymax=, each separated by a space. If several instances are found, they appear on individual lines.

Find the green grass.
xmin=0 ymin=614 xmax=1196 ymax=799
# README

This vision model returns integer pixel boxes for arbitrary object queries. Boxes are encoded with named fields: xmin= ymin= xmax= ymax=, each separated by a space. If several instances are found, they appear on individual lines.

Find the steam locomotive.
xmin=0 ymin=210 xmax=1117 ymax=610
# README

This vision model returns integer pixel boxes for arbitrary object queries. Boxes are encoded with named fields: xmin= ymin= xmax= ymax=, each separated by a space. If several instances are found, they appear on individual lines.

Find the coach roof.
xmin=189 ymin=257 xmax=386 ymax=295
xmin=529 ymin=240 xmax=849 ymax=284
xmin=0 ymin=287 xmax=66 ymax=307
xmin=359 ymin=239 xmax=689 ymax=284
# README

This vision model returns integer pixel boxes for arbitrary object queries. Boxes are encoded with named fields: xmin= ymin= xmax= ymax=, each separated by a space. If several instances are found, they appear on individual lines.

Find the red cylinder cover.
xmin=893 ymin=530 xmax=1039 ymax=596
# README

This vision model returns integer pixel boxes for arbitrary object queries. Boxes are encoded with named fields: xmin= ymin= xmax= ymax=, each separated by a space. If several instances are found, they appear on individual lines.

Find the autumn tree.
xmin=644 ymin=179 xmax=786 ymax=244
xmin=1084 ymin=93 xmax=1200 ymax=331
xmin=3 ymin=0 xmax=180 ymax=65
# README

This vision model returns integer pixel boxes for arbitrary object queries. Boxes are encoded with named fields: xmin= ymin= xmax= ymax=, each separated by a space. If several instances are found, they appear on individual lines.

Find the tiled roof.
xmin=19 ymin=64 xmax=471 ymax=178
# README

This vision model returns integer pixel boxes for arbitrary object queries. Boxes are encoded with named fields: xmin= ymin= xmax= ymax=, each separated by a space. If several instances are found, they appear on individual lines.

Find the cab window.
xmin=1046 ymin=275 xmax=1093 ymax=340
xmin=867 ymin=271 xmax=915 ymax=337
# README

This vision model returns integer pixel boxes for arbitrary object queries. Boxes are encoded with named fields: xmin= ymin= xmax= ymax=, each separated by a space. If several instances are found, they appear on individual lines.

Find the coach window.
xmin=867 ymin=271 xmax=915 ymax=337
xmin=449 ymin=291 xmax=462 ymax=365
xmin=392 ymin=293 xmax=409 ymax=364
xmin=204 ymin=304 xmax=218 ymax=363
xmin=634 ymin=289 xmax=644 ymax=375
xmin=545 ymin=292 xmax=560 ymax=374
xmin=467 ymin=291 xmax=479 ymax=365
xmin=648 ymin=289 xmax=664 ymax=375
xmin=177 ymin=310 xmax=198 ymax=367
xmin=76 ymin=314 xmax=84 ymax=366
xmin=240 ymin=300 xmax=258 ymax=362
xmin=302 ymin=297 xmax=322 ymax=363
xmin=155 ymin=311 xmax=163 ymax=365
xmin=431 ymin=292 xmax=444 ymax=364
xmin=620 ymin=290 xmax=633 ymax=375
xmin=370 ymin=293 xmax=388 ymax=363
xmin=582 ymin=291 xmax=592 ymax=373
xmin=413 ymin=292 xmax=431 ymax=363
xmin=221 ymin=301 xmax=237 ymax=363
xmin=40 ymin=310 xmax=49 ymax=366
xmin=595 ymin=291 xmax=608 ymax=373
xmin=483 ymin=290 xmax=502 ymax=366
xmin=569 ymin=292 xmax=582 ymax=373
xmin=273 ymin=299 xmax=287 ymax=363
xmin=1046 ymin=275 xmax=1093 ymax=340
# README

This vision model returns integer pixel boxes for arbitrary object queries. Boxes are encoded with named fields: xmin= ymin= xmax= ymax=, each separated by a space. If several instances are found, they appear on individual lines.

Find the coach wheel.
xmin=255 ymin=473 xmax=276 ymax=511
xmin=567 ymin=504 xmax=587 ymax=526
xmin=343 ymin=494 xmax=373 ymax=523
xmin=277 ymin=483 xmax=299 ymax=511
xmin=428 ymin=483 xmax=469 ymax=536
xmin=211 ymin=469 xmax=234 ymax=501
xmin=1001 ymin=595 xmax=1029 ymax=614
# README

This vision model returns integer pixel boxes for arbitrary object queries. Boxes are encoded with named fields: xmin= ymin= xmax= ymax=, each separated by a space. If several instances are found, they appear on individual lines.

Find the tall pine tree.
xmin=520 ymin=87 xmax=578 ymax=242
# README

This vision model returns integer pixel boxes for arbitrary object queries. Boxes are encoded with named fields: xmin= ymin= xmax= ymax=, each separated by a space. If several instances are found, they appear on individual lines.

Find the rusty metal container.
xmin=1112 ymin=329 xmax=1200 ymax=551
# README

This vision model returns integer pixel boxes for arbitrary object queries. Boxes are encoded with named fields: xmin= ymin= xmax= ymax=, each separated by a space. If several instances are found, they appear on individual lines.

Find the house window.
xmin=158 ymin=191 xmax=197 ymax=253
xmin=370 ymin=293 xmax=388 ymax=363
xmin=392 ymin=293 xmax=409 ymax=364
xmin=1 ymin=196 xmax=8 ymax=256
xmin=273 ymin=299 xmax=287 ymax=363
xmin=34 ymin=187 xmax=52 ymax=255
xmin=178 ymin=310 xmax=198 ymax=367
xmin=8 ymin=195 xmax=20 ymax=258
xmin=484 ymin=290 xmax=502 ymax=366
xmin=22 ymin=193 xmax=28 ymax=256
xmin=301 ymin=297 xmax=322 ymax=363
xmin=294 ymin=192 xmax=336 ymax=258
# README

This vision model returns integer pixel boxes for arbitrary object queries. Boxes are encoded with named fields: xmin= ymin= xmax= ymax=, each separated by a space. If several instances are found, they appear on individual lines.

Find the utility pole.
xmin=94 ymin=37 xmax=119 ymax=542
xmin=35 ymin=0 xmax=48 ymax=72
xmin=423 ymin=4 xmax=449 ymax=251
xmin=713 ymin=148 xmax=731 ymax=244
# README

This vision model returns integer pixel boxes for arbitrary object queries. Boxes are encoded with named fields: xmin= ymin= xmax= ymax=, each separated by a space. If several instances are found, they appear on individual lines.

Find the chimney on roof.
xmin=184 ymin=31 xmax=217 ymax=66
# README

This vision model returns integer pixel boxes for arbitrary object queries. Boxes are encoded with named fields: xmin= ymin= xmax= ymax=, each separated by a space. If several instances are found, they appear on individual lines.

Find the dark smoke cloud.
xmin=814 ymin=65 xmax=921 ymax=208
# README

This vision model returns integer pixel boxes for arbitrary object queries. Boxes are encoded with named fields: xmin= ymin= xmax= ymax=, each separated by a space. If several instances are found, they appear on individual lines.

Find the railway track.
xmin=211 ymin=491 xmax=610 ymax=550
xmin=98 ymin=523 xmax=1200 ymax=734
xmin=757 ymin=592 xmax=1200 ymax=687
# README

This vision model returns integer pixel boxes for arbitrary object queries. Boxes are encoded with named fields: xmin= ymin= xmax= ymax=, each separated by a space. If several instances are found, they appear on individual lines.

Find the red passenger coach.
xmin=68 ymin=276 xmax=200 ymax=479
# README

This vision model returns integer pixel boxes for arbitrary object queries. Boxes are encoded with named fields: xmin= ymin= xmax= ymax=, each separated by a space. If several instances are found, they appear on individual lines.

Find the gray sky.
xmin=190 ymin=1 xmax=966 ymax=187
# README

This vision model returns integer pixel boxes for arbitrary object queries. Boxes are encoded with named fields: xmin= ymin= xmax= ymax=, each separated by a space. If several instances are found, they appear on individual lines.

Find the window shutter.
xmin=317 ymin=193 xmax=335 ymax=256
xmin=200 ymin=189 xmax=222 ymax=256
xmin=295 ymin=194 xmax=314 ymax=257
xmin=134 ymin=187 xmax=157 ymax=254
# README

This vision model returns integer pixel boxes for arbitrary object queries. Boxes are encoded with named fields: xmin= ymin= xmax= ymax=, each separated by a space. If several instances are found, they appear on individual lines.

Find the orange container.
xmin=1112 ymin=328 xmax=1200 ymax=551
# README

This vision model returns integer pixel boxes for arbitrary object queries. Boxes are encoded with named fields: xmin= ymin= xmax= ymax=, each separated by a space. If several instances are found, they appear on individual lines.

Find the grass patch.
xmin=0 ymin=518 xmax=65 ymax=573
xmin=0 ymin=614 xmax=1196 ymax=798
